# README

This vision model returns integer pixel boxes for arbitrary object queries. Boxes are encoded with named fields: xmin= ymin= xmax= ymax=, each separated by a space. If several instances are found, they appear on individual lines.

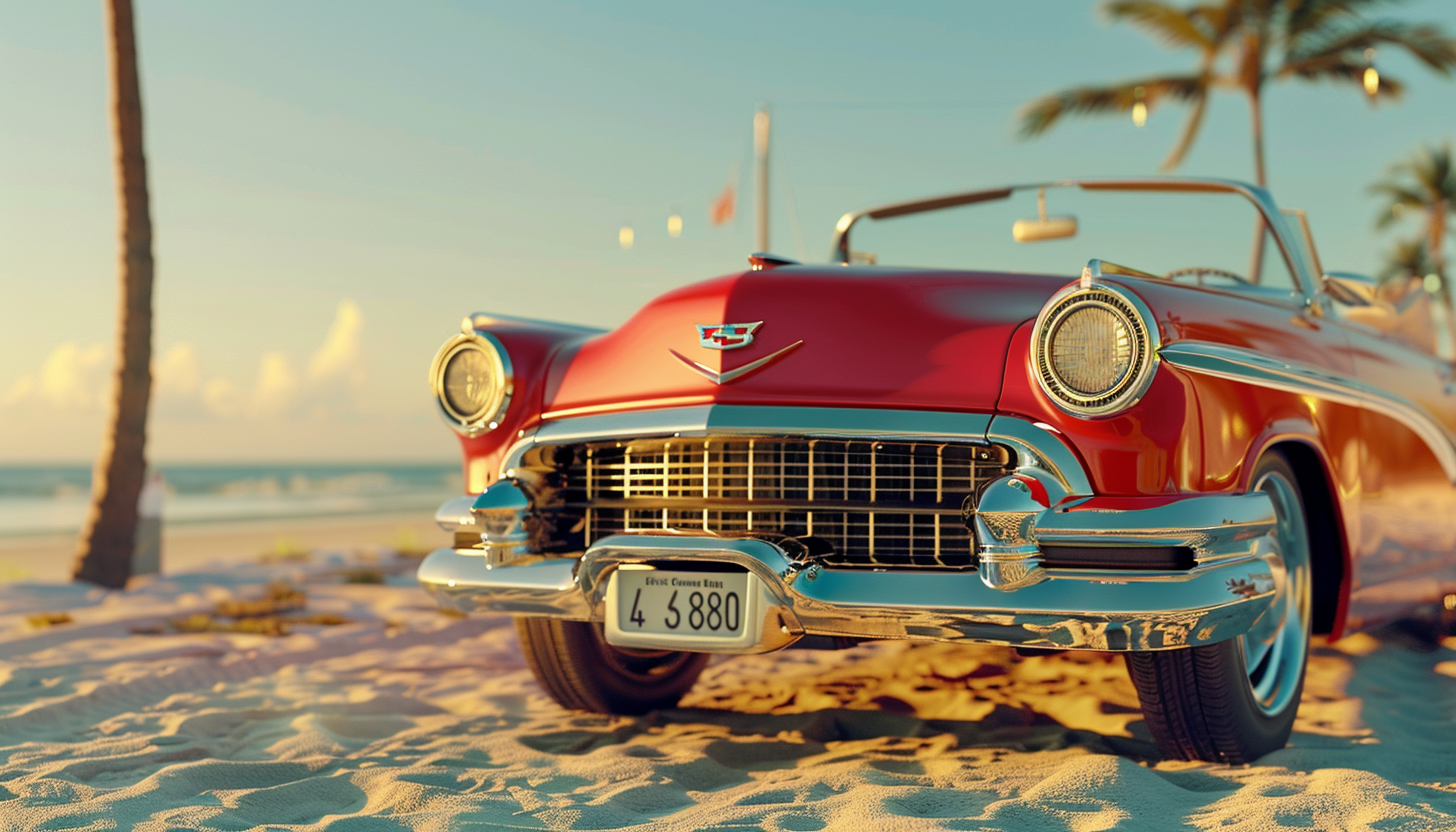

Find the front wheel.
xmin=1125 ymin=451 xmax=1313 ymax=763
xmin=515 ymin=617 xmax=710 ymax=714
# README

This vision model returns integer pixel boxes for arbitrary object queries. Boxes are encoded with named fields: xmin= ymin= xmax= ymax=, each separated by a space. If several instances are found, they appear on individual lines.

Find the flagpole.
xmin=754 ymin=106 xmax=769 ymax=252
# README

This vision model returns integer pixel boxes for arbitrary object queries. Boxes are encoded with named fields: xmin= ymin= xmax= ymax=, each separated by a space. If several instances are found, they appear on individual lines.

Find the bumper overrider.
xmin=419 ymin=407 xmax=1281 ymax=653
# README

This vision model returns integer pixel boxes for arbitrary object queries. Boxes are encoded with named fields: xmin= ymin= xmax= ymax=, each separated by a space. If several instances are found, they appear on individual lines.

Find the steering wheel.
xmin=1165 ymin=267 xmax=1251 ymax=286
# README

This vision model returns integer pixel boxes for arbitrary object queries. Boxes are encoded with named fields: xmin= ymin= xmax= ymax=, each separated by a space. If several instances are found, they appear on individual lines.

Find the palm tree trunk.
xmin=73 ymin=0 xmax=154 ymax=589
xmin=1246 ymin=87 xmax=1269 ymax=282
xmin=1248 ymin=88 xmax=1268 ymax=189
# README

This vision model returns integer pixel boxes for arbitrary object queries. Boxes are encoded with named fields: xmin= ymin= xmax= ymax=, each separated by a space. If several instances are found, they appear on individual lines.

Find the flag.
xmin=710 ymin=182 xmax=736 ymax=226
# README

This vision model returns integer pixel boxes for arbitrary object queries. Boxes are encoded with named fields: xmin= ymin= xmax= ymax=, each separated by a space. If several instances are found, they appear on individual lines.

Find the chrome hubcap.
xmin=1240 ymin=469 xmax=1311 ymax=717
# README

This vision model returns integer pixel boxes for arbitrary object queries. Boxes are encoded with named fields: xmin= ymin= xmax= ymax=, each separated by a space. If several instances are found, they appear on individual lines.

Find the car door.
xmin=1330 ymin=280 xmax=1456 ymax=624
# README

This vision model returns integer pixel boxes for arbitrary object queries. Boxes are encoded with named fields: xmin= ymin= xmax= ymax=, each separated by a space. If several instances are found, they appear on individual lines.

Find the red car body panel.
xmin=540 ymin=268 xmax=1059 ymax=417
xmin=455 ymin=264 xmax=1456 ymax=639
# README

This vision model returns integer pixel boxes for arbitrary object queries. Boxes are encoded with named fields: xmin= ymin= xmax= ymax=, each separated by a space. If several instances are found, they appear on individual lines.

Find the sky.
xmin=2 ymin=0 xmax=1454 ymax=463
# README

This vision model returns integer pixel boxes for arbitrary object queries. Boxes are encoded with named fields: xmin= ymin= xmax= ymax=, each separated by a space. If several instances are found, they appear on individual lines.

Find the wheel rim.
xmin=1240 ymin=468 xmax=1312 ymax=717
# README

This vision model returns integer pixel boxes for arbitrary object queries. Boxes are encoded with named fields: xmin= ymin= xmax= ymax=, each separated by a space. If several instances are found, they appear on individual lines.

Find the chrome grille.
xmin=522 ymin=436 xmax=1015 ymax=569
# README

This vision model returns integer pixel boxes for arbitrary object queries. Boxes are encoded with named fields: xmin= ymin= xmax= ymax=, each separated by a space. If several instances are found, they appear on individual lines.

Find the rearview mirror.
xmin=1013 ymin=216 xmax=1078 ymax=242
xmin=1013 ymin=187 xmax=1077 ymax=243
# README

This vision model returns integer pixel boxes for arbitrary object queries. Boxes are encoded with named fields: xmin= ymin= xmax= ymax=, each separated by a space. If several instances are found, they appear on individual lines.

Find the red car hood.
xmin=540 ymin=266 xmax=1070 ymax=418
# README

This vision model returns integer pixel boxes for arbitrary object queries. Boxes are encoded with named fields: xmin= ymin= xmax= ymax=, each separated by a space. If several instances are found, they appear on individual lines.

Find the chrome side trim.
xmin=1160 ymin=340 xmax=1456 ymax=482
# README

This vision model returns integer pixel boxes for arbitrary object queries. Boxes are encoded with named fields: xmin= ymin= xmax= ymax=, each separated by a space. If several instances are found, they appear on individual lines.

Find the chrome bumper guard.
xmin=418 ymin=491 xmax=1280 ymax=653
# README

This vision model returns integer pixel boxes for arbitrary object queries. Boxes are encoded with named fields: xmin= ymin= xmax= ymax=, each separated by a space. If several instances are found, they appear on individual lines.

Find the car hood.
xmin=539 ymin=265 xmax=1070 ymax=418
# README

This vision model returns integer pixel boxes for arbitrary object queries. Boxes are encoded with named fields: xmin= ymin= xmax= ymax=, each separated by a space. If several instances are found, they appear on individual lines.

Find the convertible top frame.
xmin=827 ymin=177 xmax=1315 ymax=298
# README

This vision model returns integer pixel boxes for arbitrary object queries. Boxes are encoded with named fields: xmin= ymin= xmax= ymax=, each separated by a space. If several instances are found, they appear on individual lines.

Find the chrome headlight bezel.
xmin=430 ymin=330 xmax=513 ymax=436
xmin=1031 ymin=283 xmax=1159 ymax=417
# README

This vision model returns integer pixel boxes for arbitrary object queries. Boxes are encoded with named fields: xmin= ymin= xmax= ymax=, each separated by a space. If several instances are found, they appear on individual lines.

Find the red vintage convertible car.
xmin=418 ymin=178 xmax=1456 ymax=764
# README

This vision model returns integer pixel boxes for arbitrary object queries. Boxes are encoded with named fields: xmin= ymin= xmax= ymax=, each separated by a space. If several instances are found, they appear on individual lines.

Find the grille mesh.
xmin=522 ymin=436 xmax=1015 ymax=569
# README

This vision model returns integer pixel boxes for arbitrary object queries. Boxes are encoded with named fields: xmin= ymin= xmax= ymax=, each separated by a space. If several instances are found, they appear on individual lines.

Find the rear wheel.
xmin=1125 ymin=451 xmax=1313 ymax=763
xmin=515 ymin=617 xmax=710 ymax=714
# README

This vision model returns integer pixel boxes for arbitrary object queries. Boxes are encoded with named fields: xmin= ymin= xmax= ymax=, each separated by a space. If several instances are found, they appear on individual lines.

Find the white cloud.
xmin=308 ymin=299 xmax=364 ymax=385
xmin=7 ymin=302 xmax=369 ymax=428
xmin=3 ymin=343 xmax=110 ymax=411
xmin=202 ymin=378 xmax=243 ymax=417
xmin=153 ymin=343 xmax=199 ymax=398
xmin=249 ymin=352 xmax=298 ymax=418
xmin=3 ymin=375 xmax=35 ymax=406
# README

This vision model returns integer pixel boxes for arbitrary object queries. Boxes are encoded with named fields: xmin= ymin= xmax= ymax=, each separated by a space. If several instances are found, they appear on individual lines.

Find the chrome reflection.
xmin=470 ymin=479 xmax=532 ymax=565
xmin=1242 ymin=467 xmax=1311 ymax=717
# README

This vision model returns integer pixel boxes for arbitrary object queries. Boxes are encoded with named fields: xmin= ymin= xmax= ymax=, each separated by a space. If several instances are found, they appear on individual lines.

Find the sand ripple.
xmin=1 ymin=562 xmax=1455 ymax=830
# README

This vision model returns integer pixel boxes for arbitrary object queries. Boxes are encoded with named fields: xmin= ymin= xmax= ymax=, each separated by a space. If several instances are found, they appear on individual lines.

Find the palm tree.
xmin=1372 ymin=143 xmax=1455 ymax=356
xmin=1377 ymin=237 xmax=1433 ymax=284
xmin=1019 ymin=0 xmax=1456 ymax=188
xmin=1372 ymin=143 xmax=1455 ymax=280
xmin=73 ymin=0 xmax=155 ymax=589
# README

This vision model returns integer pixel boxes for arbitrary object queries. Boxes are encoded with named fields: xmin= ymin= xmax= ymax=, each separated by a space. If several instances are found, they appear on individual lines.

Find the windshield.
xmin=841 ymin=184 xmax=1303 ymax=302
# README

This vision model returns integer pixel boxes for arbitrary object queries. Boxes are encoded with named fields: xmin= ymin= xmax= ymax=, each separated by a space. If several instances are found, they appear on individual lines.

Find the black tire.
xmin=1125 ymin=451 xmax=1313 ymax=763
xmin=514 ymin=617 xmax=710 ymax=714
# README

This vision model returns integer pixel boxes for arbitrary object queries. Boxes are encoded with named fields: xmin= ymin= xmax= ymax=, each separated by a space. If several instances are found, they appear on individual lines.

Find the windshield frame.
xmin=829 ymin=178 xmax=1315 ymax=302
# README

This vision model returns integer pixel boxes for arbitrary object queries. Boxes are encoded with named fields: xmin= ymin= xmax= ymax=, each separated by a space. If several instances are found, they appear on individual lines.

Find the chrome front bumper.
xmin=418 ymin=409 xmax=1281 ymax=653
xmin=418 ymin=501 xmax=1281 ymax=653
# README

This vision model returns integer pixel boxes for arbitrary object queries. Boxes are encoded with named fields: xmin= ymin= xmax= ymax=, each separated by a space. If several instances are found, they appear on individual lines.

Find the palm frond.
xmin=1283 ymin=20 xmax=1456 ymax=75
xmin=1378 ymin=237 xmax=1431 ymax=282
xmin=1384 ymin=143 xmax=1456 ymax=204
xmin=1017 ymin=75 xmax=1205 ymax=137
xmin=1161 ymin=88 xmax=1209 ymax=171
xmin=1103 ymin=1 xmax=1218 ymax=49
xmin=1279 ymin=57 xmax=1407 ymax=98
xmin=1369 ymin=181 xmax=1431 ymax=229
xmin=1187 ymin=3 xmax=1236 ymax=39
xmin=1284 ymin=0 xmax=1394 ymax=46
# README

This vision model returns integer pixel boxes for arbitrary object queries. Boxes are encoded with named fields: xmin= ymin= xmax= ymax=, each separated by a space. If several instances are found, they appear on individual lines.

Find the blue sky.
xmin=2 ymin=0 xmax=1454 ymax=461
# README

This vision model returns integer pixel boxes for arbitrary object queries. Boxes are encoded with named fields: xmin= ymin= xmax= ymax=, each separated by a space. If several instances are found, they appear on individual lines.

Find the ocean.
xmin=0 ymin=463 xmax=462 ymax=538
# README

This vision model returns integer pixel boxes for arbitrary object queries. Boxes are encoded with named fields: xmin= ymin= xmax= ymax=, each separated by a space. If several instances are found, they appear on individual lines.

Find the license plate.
xmin=605 ymin=566 xmax=758 ymax=650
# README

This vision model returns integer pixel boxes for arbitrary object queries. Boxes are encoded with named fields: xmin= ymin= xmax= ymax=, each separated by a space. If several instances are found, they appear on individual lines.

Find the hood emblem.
xmin=697 ymin=321 xmax=763 ymax=350
xmin=669 ymin=340 xmax=803 ymax=386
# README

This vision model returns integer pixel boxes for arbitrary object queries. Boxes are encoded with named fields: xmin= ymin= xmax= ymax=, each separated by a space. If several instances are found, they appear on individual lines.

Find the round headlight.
xmin=1032 ymin=285 xmax=1156 ymax=416
xmin=430 ymin=332 xmax=512 ymax=434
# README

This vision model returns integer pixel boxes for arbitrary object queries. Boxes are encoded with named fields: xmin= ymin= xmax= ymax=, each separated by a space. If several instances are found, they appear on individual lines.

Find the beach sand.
xmin=0 ymin=512 xmax=441 ymax=584
xmin=1 ymin=548 xmax=1455 ymax=830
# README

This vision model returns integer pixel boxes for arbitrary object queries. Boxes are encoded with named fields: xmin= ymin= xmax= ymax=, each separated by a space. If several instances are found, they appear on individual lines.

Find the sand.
xmin=1 ymin=549 xmax=1455 ymax=831
xmin=0 ymin=512 xmax=441 ymax=584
